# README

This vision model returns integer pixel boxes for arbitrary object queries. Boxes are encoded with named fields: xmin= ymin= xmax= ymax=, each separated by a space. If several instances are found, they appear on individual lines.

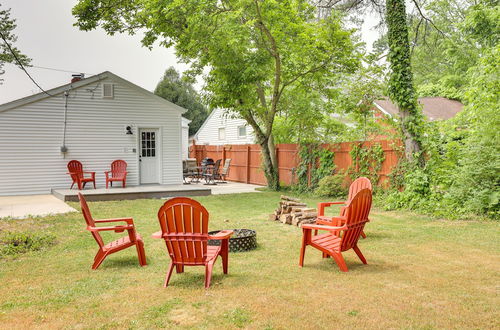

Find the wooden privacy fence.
xmin=189 ymin=140 xmax=400 ymax=186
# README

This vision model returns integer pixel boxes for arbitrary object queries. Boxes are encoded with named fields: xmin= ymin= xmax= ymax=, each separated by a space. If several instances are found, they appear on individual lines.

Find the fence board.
xmin=190 ymin=140 xmax=400 ymax=187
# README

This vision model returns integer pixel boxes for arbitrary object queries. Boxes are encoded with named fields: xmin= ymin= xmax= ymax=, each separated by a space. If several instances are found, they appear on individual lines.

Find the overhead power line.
xmin=0 ymin=30 xmax=54 ymax=96
xmin=31 ymin=65 xmax=93 ymax=75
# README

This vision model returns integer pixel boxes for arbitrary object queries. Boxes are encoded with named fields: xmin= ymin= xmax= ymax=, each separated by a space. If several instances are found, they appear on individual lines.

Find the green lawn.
xmin=0 ymin=192 xmax=498 ymax=329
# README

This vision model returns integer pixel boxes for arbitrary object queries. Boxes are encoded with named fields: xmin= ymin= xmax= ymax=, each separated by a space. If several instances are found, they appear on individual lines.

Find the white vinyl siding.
xmin=195 ymin=108 xmax=255 ymax=145
xmin=0 ymin=76 xmax=183 ymax=196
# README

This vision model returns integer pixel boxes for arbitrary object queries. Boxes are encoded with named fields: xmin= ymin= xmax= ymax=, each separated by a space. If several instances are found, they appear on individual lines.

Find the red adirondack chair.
xmin=105 ymin=160 xmax=128 ymax=188
xmin=78 ymin=193 xmax=147 ymax=269
xmin=317 ymin=177 xmax=372 ymax=238
xmin=152 ymin=197 xmax=233 ymax=288
xmin=299 ymin=188 xmax=372 ymax=272
xmin=67 ymin=160 xmax=96 ymax=190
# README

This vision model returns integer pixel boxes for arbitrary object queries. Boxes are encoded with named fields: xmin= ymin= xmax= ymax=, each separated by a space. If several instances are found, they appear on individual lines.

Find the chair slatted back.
xmin=340 ymin=188 xmax=372 ymax=251
xmin=157 ymin=197 xmax=210 ymax=265
xmin=212 ymin=159 xmax=222 ymax=176
xmin=186 ymin=159 xmax=198 ymax=172
xmin=68 ymin=160 xmax=84 ymax=180
xmin=221 ymin=159 xmax=231 ymax=176
xmin=110 ymin=160 xmax=127 ymax=177
xmin=347 ymin=177 xmax=372 ymax=201
xmin=78 ymin=193 xmax=105 ymax=248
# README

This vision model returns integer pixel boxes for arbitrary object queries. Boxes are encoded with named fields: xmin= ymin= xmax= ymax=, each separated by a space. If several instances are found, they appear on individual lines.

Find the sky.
xmin=0 ymin=0 xmax=382 ymax=105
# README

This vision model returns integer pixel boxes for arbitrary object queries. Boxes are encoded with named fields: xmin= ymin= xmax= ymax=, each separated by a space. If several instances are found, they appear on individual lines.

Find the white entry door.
xmin=139 ymin=128 xmax=159 ymax=184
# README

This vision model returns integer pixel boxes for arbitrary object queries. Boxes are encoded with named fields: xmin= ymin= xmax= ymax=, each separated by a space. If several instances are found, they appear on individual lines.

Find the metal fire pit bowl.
xmin=208 ymin=229 xmax=257 ymax=252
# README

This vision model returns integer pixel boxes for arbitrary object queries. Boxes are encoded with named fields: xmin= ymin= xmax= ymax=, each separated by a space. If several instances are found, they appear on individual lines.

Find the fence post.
xmin=222 ymin=146 xmax=226 ymax=166
xmin=246 ymin=145 xmax=251 ymax=184
xmin=275 ymin=146 xmax=279 ymax=184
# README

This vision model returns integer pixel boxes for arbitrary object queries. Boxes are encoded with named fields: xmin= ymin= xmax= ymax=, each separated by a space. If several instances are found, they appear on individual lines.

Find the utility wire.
xmin=0 ymin=30 xmax=54 ymax=96
xmin=31 ymin=65 xmax=93 ymax=75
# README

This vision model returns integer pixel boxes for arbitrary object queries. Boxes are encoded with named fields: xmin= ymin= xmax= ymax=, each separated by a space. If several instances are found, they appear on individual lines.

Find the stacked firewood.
xmin=268 ymin=195 xmax=317 ymax=226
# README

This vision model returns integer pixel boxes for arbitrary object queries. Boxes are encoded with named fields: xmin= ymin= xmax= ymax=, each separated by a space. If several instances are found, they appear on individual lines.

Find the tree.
xmin=154 ymin=67 xmax=209 ymax=135
xmin=0 ymin=4 xmax=31 ymax=83
xmin=385 ymin=0 xmax=425 ymax=163
xmin=73 ymin=0 xmax=359 ymax=190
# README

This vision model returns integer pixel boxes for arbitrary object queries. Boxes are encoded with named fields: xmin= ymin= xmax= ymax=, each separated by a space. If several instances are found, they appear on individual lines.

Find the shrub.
xmin=315 ymin=173 xmax=347 ymax=197
xmin=0 ymin=231 xmax=56 ymax=257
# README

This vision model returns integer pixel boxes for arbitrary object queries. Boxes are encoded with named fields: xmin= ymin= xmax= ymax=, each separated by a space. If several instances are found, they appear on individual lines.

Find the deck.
xmin=52 ymin=184 xmax=211 ymax=202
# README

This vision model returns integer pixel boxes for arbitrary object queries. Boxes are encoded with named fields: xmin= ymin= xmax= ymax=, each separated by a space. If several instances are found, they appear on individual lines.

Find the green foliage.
xmin=384 ymin=2 xmax=500 ymax=220
xmin=295 ymin=144 xmax=335 ymax=193
xmin=0 ymin=4 xmax=31 ymax=83
xmin=154 ymin=67 xmax=209 ymax=135
xmin=0 ymin=231 xmax=56 ymax=257
xmin=349 ymin=143 xmax=385 ymax=184
xmin=315 ymin=173 xmax=347 ymax=197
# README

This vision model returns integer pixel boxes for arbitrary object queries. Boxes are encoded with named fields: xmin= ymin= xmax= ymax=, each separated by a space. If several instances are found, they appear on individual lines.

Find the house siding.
xmin=195 ymin=108 xmax=255 ymax=146
xmin=0 ymin=76 xmax=183 ymax=196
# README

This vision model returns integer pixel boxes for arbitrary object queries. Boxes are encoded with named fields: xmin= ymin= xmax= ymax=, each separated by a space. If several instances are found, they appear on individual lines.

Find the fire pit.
xmin=208 ymin=229 xmax=257 ymax=252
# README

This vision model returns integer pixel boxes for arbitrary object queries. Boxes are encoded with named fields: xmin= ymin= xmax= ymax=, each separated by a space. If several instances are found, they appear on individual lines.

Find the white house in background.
xmin=181 ymin=117 xmax=191 ymax=159
xmin=0 ymin=71 xmax=189 ymax=196
xmin=194 ymin=108 xmax=255 ymax=145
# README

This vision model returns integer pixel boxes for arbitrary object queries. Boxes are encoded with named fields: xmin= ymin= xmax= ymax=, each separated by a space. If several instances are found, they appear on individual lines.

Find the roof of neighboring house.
xmin=0 ymin=71 xmax=187 ymax=114
xmin=373 ymin=97 xmax=464 ymax=121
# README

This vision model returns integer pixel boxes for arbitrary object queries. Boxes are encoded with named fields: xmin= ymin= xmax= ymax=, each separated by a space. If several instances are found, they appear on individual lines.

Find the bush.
xmin=0 ymin=231 xmax=56 ymax=257
xmin=315 ymin=173 xmax=347 ymax=197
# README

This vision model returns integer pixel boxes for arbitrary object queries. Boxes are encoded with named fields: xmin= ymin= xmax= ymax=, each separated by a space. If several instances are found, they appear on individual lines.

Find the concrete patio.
xmin=0 ymin=182 xmax=262 ymax=219
xmin=0 ymin=194 xmax=77 ymax=219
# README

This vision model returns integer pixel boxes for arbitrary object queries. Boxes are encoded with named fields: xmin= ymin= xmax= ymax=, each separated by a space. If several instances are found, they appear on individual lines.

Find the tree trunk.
xmin=260 ymin=136 xmax=280 ymax=191
xmin=386 ymin=0 xmax=424 ymax=165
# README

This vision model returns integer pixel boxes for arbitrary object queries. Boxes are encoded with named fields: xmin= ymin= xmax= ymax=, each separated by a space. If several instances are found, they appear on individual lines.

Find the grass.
xmin=0 ymin=191 xmax=498 ymax=329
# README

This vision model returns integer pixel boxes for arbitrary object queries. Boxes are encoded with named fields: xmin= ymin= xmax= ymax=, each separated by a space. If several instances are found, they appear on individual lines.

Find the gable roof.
xmin=193 ymin=107 xmax=219 ymax=139
xmin=373 ymin=97 xmax=463 ymax=121
xmin=0 ymin=71 xmax=187 ymax=114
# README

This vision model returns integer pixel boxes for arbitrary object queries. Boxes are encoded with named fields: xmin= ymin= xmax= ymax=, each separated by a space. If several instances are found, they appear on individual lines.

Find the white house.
xmin=0 ymin=71 xmax=189 ymax=196
xmin=181 ymin=117 xmax=191 ymax=159
xmin=194 ymin=108 xmax=255 ymax=145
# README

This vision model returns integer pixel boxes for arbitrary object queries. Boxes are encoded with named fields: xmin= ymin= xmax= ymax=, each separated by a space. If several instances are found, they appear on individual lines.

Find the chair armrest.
xmin=301 ymin=223 xmax=347 ymax=232
xmin=152 ymin=231 xmax=162 ymax=239
xmin=87 ymin=225 xmax=134 ymax=232
xmin=318 ymin=201 xmax=346 ymax=216
xmin=316 ymin=216 xmax=346 ymax=226
xmin=83 ymin=171 xmax=95 ymax=174
xmin=94 ymin=217 xmax=134 ymax=225
xmin=208 ymin=230 xmax=234 ymax=240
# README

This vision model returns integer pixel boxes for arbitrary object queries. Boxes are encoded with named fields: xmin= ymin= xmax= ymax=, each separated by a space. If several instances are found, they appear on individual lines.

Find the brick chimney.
xmin=71 ymin=73 xmax=85 ymax=83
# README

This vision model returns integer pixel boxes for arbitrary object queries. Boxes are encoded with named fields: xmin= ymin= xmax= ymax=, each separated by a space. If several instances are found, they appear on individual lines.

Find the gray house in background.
xmin=0 ymin=71 xmax=189 ymax=196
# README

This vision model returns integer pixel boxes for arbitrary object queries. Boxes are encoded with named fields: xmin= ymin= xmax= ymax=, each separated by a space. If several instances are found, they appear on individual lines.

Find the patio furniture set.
xmin=183 ymin=158 xmax=231 ymax=185
xmin=67 ymin=159 xmax=127 ymax=190
xmin=78 ymin=177 xmax=373 ymax=288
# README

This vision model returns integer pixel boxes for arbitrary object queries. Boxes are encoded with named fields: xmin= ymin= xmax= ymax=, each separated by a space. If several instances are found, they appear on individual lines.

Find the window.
xmin=218 ymin=127 xmax=226 ymax=140
xmin=102 ymin=83 xmax=114 ymax=99
xmin=238 ymin=125 xmax=247 ymax=138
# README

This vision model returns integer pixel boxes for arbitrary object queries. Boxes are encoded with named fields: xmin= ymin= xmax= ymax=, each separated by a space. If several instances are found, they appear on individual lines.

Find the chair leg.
xmin=176 ymin=264 xmax=184 ymax=273
xmin=122 ymin=179 xmax=126 ymax=188
xmin=299 ymin=230 xmax=308 ymax=267
xmin=106 ymin=180 xmax=109 ymax=189
xmin=136 ymin=240 xmax=147 ymax=266
xmin=164 ymin=262 xmax=175 ymax=287
xmin=92 ymin=250 xmax=107 ymax=270
xmin=331 ymin=252 xmax=348 ymax=272
xmin=205 ymin=262 xmax=215 ymax=289
xmin=221 ymin=239 xmax=229 ymax=274
xmin=353 ymin=245 xmax=367 ymax=264
xmin=360 ymin=230 xmax=367 ymax=239
xmin=71 ymin=182 xmax=75 ymax=189
xmin=93 ymin=180 xmax=96 ymax=189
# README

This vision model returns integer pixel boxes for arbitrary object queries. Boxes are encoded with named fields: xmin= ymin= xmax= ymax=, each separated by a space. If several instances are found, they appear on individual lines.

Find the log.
xmin=280 ymin=195 xmax=301 ymax=202
xmin=282 ymin=202 xmax=307 ymax=207
xmin=301 ymin=212 xmax=318 ymax=218
xmin=268 ymin=214 xmax=277 ymax=221
xmin=279 ymin=214 xmax=292 ymax=224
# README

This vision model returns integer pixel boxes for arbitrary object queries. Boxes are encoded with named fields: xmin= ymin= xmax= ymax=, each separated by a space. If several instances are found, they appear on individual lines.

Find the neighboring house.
xmin=0 ymin=71 xmax=188 ymax=196
xmin=373 ymin=97 xmax=464 ymax=121
xmin=181 ymin=117 xmax=191 ymax=160
xmin=194 ymin=108 xmax=255 ymax=145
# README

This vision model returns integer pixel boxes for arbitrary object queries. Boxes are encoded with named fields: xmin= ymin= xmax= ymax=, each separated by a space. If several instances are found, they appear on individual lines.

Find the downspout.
xmin=61 ymin=90 xmax=69 ymax=158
